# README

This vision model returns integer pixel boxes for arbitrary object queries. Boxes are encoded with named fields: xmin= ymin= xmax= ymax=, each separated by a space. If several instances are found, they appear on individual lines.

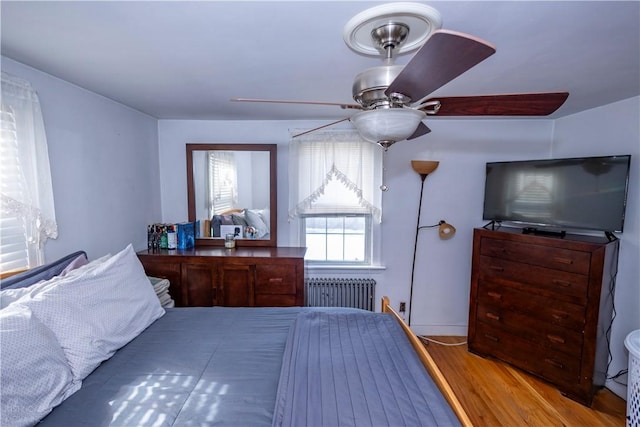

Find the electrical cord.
xmin=603 ymin=235 xmax=622 ymax=383
xmin=418 ymin=336 xmax=468 ymax=346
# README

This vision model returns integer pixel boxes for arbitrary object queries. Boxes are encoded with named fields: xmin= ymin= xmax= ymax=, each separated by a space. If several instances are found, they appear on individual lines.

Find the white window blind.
xmin=0 ymin=72 xmax=57 ymax=271
xmin=511 ymin=172 xmax=555 ymax=219
xmin=0 ymin=107 xmax=29 ymax=272
xmin=208 ymin=151 xmax=238 ymax=216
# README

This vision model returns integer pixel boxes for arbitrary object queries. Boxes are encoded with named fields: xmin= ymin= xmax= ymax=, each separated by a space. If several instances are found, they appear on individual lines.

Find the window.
xmin=303 ymin=214 xmax=370 ymax=263
xmin=511 ymin=171 xmax=555 ymax=219
xmin=207 ymin=151 xmax=238 ymax=216
xmin=0 ymin=107 xmax=29 ymax=272
xmin=0 ymin=72 xmax=57 ymax=271
xmin=289 ymin=131 xmax=382 ymax=265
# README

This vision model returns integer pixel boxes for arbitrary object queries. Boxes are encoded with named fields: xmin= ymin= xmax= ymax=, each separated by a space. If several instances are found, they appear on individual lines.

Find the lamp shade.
xmin=411 ymin=160 xmax=439 ymax=176
xmin=351 ymin=108 xmax=426 ymax=144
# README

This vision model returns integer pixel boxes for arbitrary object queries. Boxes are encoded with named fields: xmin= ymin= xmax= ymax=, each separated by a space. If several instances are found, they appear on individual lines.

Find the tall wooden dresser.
xmin=467 ymin=227 xmax=619 ymax=406
xmin=138 ymin=247 xmax=306 ymax=308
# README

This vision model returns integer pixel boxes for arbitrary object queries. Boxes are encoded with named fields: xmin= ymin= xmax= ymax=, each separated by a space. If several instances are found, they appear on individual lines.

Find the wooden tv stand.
xmin=467 ymin=227 xmax=619 ymax=406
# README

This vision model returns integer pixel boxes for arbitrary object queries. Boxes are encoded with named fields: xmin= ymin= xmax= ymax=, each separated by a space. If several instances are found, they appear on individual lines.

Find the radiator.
xmin=305 ymin=277 xmax=376 ymax=311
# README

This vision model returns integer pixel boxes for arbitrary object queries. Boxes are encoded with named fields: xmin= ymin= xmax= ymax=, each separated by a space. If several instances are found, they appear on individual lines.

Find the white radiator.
xmin=305 ymin=277 xmax=376 ymax=311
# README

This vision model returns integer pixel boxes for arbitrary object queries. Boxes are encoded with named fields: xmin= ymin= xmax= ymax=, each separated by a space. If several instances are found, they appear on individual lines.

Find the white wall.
xmin=1 ymin=57 xmax=161 ymax=261
xmin=379 ymin=119 xmax=554 ymax=334
xmin=157 ymin=118 xmax=554 ymax=335
xmin=553 ymin=96 xmax=640 ymax=399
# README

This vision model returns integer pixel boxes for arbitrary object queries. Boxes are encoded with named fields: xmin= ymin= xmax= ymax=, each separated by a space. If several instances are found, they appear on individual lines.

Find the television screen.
xmin=483 ymin=155 xmax=631 ymax=233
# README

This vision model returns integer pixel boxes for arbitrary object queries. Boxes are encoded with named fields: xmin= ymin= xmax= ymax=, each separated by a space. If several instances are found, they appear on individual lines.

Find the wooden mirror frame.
xmin=186 ymin=143 xmax=277 ymax=247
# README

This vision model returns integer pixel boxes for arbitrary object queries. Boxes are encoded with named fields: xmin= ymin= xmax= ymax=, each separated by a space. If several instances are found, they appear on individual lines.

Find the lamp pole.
xmin=408 ymin=161 xmax=439 ymax=326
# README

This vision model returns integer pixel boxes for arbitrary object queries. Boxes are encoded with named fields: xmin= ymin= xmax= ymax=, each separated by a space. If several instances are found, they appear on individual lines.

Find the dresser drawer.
xmin=479 ymin=255 xmax=588 ymax=303
xmin=255 ymin=264 xmax=297 ymax=295
xmin=480 ymin=237 xmax=591 ymax=275
xmin=477 ymin=281 xmax=586 ymax=330
xmin=471 ymin=321 xmax=581 ymax=386
xmin=476 ymin=302 xmax=584 ymax=356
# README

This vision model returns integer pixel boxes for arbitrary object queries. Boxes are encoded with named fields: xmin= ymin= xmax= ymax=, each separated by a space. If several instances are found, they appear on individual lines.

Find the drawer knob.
xmin=269 ymin=278 xmax=284 ymax=284
xmin=483 ymin=334 xmax=500 ymax=342
xmin=487 ymin=291 xmax=502 ymax=300
xmin=553 ymin=257 xmax=574 ymax=265
xmin=544 ymin=358 xmax=565 ymax=369
xmin=552 ymin=279 xmax=572 ymax=287
xmin=486 ymin=312 xmax=501 ymax=321
xmin=547 ymin=334 xmax=566 ymax=344
xmin=490 ymin=266 xmax=504 ymax=272
xmin=551 ymin=311 xmax=569 ymax=320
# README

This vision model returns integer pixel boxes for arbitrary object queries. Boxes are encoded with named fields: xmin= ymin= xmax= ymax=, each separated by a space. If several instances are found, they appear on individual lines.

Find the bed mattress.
xmin=38 ymin=307 xmax=459 ymax=426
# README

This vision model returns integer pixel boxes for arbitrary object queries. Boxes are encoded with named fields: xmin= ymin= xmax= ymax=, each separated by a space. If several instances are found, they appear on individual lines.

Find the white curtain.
xmin=1 ymin=72 xmax=57 ymax=266
xmin=288 ymin=130 xmax=383 ymax=223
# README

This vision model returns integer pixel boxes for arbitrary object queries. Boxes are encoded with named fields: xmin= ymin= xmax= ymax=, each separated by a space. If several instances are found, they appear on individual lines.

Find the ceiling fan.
xmin=232 ymin=2 xmax=569 ymax=149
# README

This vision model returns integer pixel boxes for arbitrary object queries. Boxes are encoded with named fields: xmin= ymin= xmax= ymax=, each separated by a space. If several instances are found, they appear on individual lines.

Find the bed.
xmin=0 ymin=246 xmax=470 ymax=427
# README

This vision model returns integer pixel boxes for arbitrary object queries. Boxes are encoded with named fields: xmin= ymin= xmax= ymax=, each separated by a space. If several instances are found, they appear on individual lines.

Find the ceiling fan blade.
xmin=231 ymin=98 xmax=362 ymax=110
xmin=291 ymin=117 xmax=351 ymax=138
xmin=386 ymin=29 xmax=496 ymax=102
xmin=407 ymin=122 xmax=431 ymax=140
xmin=424 ymin=92 xmax=569 ymax=116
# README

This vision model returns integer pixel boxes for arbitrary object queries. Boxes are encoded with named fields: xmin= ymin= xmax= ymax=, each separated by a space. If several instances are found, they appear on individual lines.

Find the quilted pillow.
xmin=19 ymin=244 xmax=165 ymax=381
xmin=0 ymin=304 xmax=80 ymax=427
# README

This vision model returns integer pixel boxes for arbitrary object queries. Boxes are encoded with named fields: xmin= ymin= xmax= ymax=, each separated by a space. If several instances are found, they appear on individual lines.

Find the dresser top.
xmin=138 ymin=246 xmax=307 ymax=259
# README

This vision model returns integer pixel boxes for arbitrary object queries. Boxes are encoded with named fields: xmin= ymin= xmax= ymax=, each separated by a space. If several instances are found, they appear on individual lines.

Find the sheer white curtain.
xmin=1 ymin=72 xmax=57 ymax=268
xmin=288 ymin=130 xmax=383 ymax=222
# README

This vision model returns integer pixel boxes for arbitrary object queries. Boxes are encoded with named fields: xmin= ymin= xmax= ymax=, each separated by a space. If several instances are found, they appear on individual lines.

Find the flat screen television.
xmin=482 ymin=155 xmax=631 ymax=233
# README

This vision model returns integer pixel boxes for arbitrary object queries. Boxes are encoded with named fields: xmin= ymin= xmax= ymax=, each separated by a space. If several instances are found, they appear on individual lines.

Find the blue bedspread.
xmin=272 ymin=311 xmax=461 ymax=427
xmin=39 ymin=307 xmax=300 ymax=426
xmin=38 ymin=307 xmax=459 ymax=426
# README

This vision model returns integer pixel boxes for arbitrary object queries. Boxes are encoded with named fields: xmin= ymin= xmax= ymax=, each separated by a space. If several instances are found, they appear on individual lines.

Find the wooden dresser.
xmin=137 ymin=247 xmax=306 ymax=308
xmin=467 ymin=227 xmax=619 ymax=406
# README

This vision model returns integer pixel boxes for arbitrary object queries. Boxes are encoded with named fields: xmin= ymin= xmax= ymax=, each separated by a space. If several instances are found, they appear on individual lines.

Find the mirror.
xmin=187 ymin=143 xmax=277 ymax=247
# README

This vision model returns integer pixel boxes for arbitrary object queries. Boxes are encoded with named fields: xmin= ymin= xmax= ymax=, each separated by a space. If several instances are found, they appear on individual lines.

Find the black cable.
xmin=604 ymin=237 xmax=622 ymax=383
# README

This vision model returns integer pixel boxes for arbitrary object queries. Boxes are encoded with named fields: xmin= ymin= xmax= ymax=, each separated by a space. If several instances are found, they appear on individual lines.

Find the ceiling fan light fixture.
xmin=351 ymin=108 xmax=426 ymax=146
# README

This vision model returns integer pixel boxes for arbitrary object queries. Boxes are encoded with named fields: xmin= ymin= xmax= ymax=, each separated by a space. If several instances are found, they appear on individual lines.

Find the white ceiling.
xmin=2 ymin=1 xmax=639 ymax=121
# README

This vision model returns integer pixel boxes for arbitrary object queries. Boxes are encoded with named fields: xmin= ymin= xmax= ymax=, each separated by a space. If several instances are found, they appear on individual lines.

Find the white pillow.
xmin=245 ymin=208 xmax=269 ymax=238
xmin=0 ymin=254 xmax=112 ymax=310
xmin=20 ymin=244 xmax=165 ymax=381
xmin=257 ymin=207 xmax=270 ymax=232
xmin=0 ymin=304 xmax=80 ymax=427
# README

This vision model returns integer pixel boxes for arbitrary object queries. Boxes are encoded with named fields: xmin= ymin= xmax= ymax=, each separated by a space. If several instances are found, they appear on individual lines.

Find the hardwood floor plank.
xmin=422 ymin=336 xmax=627 ymax=426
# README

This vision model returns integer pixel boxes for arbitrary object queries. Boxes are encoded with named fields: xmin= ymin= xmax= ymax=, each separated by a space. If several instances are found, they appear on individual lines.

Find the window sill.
xmin=304 ymin=263 xmax=386 ymax=274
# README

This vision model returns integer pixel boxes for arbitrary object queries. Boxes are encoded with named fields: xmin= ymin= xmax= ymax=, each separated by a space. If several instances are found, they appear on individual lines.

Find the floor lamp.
xmin=408 ymin=160 xmax=456 ymax=326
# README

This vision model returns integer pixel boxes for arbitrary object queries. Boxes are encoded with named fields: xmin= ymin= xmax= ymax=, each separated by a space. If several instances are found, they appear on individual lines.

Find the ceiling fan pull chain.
xmin=380 ymin=149 xmax=389 ymax=192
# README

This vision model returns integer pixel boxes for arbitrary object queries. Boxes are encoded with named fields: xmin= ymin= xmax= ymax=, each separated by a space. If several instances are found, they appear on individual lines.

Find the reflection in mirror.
xmin=187 ymin=144 xmax=277 ymax=247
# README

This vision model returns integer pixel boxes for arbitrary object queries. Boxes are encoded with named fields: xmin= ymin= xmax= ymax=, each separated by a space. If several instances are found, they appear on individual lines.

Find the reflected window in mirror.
xmin=208 ymin=151 xmax=238 ymax=216
xmin=187 ymin=144 xmax=277 ymax=247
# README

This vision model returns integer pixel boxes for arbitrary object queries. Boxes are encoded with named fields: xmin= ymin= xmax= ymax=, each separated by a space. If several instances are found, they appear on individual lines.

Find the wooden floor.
xmin=423 ymin=336 xmax=627 ymax=426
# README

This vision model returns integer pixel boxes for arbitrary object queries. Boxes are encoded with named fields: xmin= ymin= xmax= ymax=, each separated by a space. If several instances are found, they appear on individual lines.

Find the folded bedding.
xmin=272 ymin=311 xmax=461 ymax=427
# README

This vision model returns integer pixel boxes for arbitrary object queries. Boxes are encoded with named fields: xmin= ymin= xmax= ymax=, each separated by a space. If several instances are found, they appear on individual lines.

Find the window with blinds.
xmin=0 ymin=106 xmax=30 ymax=272
xmin=208 ymin=151 xmax=238 ymax=216
xmin=511 ymin=172 xmax=555 ymax=219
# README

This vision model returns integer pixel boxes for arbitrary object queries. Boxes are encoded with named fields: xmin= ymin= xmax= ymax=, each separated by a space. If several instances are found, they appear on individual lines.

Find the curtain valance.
xmin=288 ymin=130 xmax=382 ymax=223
